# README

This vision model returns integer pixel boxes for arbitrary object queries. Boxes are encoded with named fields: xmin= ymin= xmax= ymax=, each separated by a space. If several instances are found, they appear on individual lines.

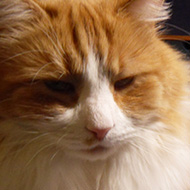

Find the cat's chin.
xmin=67 ymin=145 xmax=118 ymax=161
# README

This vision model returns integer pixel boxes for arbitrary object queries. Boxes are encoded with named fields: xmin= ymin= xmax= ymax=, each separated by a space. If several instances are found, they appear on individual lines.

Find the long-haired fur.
xmin=0 ymin=0 xmax=190 ymax=190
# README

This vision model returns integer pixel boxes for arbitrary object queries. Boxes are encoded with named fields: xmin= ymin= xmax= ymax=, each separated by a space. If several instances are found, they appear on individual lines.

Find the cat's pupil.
xmin=114 ymin=77 xmax=134 ymax=90
xmin=44 ymin=80 xmax=75 ymax=93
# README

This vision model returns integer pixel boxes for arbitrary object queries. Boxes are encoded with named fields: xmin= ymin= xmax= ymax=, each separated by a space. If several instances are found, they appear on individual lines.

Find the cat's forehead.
xmin=40 ymin=1 xmax=160 ymax=79
xmin=37 ymin=1 xmax=117 ymax=79
xmin=2 ymin=0 xmax=161 ymax=82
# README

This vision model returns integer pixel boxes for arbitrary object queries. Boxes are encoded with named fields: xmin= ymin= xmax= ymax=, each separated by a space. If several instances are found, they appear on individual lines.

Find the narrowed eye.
xmin=44 ymin=80 xmax=75 ymax=93
xmin=114 ymin=77 xmax=134 ymax=90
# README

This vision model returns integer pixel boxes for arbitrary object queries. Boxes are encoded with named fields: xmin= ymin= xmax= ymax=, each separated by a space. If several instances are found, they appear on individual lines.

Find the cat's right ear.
xmin=107 ymin=0 xmax=169 ymax=22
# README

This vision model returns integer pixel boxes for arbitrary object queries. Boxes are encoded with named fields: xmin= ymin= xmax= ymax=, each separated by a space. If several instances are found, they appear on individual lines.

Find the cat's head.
xmin=0 ymin=0 xmax=188 ymax=160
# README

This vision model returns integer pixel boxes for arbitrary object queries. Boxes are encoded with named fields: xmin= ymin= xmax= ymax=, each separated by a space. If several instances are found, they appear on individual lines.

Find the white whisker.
xmin=31 ymin=61 xmax=54 ymax=83
xmin=50 ymin=150 xmax=59 ymax=162
xmin=165 ymin=23 xmax=190 ymax=36
xmin=0 ymin=50 xmax=53 ymax=64
xmin=36 ymin=26 xmax=63 ymax=66
xmin=47 ymin=23 xmax=66 ymax=57
xmin=13 ymin=133 xmax=50 ymax=156
xmin=25 ymin=143 xmax=55 ymax=167
xmin=58 ymin=72 xmax=65 ymax=80
xmin=56 ymin=133 xmax=68 ymax=144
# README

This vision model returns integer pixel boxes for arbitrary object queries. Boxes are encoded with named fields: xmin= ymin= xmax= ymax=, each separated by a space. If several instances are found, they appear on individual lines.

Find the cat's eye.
xmin=44 ymin=80 xmax=75 ymax=94
xmin=114 ymin=77 xmax=134 ymax=90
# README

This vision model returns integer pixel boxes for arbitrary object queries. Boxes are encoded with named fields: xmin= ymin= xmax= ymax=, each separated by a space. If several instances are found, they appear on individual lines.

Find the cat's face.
xmin=0 ymin=0 xmax=187 ymax=160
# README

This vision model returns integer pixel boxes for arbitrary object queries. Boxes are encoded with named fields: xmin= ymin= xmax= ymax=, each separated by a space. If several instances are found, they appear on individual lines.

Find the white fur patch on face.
xmin=72 ymin=51 xmax=134 ymax=154
xmin=82 ymin=51 xmax=115 ymax=131
xmin=41 ymin=50 xmax=135 ymax=160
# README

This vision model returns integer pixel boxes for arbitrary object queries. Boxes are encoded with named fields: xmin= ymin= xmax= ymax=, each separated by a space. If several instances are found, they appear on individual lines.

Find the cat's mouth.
xmin=79 ymin=145 xmax=116 ymax=160
xmin=69 ymin=144 xmax=118 ymax=160
xmin=86 ymin=145 xmax=109 ymax=153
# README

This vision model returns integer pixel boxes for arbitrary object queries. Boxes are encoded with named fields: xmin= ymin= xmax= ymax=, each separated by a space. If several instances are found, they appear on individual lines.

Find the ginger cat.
xmin=0 ymin=0 xmax=190 ymax=189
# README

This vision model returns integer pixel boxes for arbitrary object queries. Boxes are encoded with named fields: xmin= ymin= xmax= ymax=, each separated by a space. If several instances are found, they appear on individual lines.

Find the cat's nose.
xmin=86 ymin=127 xmax=111 ymax=141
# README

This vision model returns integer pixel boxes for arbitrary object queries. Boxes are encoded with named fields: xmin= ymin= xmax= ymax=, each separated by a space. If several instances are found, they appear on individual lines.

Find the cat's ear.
xmin=112 ymin=0 xmax=170 ymax=22
xmin=0 ymin=0 xmax=51 ymax=38
xmin=0 ymin=0 xmax=40 ymax=36
xmin=0 ymin=0 xmax=60 ymax=33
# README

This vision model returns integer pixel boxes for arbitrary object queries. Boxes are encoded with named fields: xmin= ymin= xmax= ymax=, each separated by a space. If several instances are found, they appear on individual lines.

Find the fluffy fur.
xmin=0 ymin=0 xmax=190 ymax=189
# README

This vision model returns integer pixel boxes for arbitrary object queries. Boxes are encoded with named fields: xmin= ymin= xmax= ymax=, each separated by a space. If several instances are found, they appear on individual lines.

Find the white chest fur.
xmin=0 ymin=128 xmax=190 ymax=190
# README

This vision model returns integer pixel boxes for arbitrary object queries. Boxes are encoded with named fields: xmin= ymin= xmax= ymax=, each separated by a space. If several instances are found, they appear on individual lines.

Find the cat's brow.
xmin=0 ymin=50 xmax=54 ymax=64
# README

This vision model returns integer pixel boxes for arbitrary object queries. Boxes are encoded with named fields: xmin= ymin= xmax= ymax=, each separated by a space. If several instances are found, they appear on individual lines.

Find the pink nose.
xmin=87 ymin=127 xmax=111 ymax=141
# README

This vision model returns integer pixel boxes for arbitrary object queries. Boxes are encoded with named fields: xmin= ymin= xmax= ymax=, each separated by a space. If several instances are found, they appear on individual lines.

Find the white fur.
xmin=81 ymin=51 xmax=116 ymax=131
xmin=0 ymin=121 xmax=190 ymax=190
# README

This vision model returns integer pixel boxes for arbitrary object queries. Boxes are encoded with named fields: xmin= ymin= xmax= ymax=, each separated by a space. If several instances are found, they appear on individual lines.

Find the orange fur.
xmin=0 ymin=0 xmax=189 ymax=189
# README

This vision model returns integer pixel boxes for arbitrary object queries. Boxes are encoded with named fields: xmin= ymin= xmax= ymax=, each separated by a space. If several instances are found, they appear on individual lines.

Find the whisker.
xmin=0 ymin=50 xmax=53 ymax=64
xmin=179 ymin=40 xmax=190 ymax=47
xmin=127 ymin=140 xmax=164 ymax=164
xmin=165 ymin=23 xmax=190 ymax=36
xmin=36 ymin=26 xmax=63 ymax=64
xmin=13 ymin=133 xmax=50 ymax=155
xmin=16 ymin=114 xmax=52 ymax=120
xmin=128 ymin=141 xmax=150 ymax=157
xmin=0 ymin=98 xmax=13 ymax=104
xmin=56 ymin=133 xmax=68 ymax=144
xmin=24 ymin=131 xmax=41 ymax=134
xmin=25 ymin=142 xmax=55 ymax=167
xmin=47 ymin=23 xmax=66 ymax=57
xmin=58 ymin=72 xmax=65 ymax=80
xmin=24 ymin=133 xmax=50 ymax=146
xmin=50 ymin=150 xmax=59 ymax=162
xmin=31 ymin=61 xmax=54 ymax=83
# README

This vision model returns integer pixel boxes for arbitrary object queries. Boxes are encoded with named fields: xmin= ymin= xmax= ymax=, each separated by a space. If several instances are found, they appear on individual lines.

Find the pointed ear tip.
xmin=114 ymin=0 xmax=170 ymax=22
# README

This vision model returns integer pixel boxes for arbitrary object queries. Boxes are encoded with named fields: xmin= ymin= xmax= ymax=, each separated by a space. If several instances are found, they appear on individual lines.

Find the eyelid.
xmin=114 ymin=72 xmax=136 ymax=82
xmin=44 ymin=80 xmax=75 ymax=93
xmin=114 ymin=76 xmax=135 ymax=91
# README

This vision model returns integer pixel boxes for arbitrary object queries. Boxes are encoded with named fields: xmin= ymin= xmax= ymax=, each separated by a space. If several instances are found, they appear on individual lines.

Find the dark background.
xmin=164 ymin=0 xmax=190 ymax=58
xmin=166 ymin=0 xmax=190 ymax=35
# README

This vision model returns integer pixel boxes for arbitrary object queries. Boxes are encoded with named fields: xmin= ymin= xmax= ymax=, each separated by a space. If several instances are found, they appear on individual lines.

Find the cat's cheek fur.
xmin=45 ymin=67 xmax=135 ymax=160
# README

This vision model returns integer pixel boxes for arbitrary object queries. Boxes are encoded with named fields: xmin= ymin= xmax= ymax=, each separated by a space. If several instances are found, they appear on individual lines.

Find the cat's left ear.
xmin=112 ymin=0 xmax=169 ymax=22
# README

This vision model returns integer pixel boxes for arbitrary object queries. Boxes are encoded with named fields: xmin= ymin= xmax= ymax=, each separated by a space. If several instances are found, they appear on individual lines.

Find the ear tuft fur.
xmin=115 ymin=0 xmax=170 ymax=22
xmin=0 ymin=0 xmax=45 ymax=40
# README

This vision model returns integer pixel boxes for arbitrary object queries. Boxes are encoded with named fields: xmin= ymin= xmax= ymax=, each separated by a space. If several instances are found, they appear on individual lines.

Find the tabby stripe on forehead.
xmin=81 ymin=4 xmax=110 ymax=63
xmin=85 ymin=4 xmax=113 ymax=46
xmin=67 ymin=3 xmax=113 ymax=69
xmin=68 ymin=8 xmax=82 ymax=56
xmin=81 ymin=5 xmax=99 ymax=42
xmin=104 ymin=23 xmax=114 ymax=46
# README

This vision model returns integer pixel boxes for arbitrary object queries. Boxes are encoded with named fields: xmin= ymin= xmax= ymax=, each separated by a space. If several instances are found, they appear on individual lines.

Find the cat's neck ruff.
xmin=0 ymin=120 xmax=190 ymax=190
xmin=54 ymin=134 xmax=190 ymax=190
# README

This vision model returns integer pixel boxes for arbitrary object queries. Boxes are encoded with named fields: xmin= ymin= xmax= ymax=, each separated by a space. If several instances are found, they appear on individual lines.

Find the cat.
xmin=0 ymin=0 xmax=190 ymax=189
